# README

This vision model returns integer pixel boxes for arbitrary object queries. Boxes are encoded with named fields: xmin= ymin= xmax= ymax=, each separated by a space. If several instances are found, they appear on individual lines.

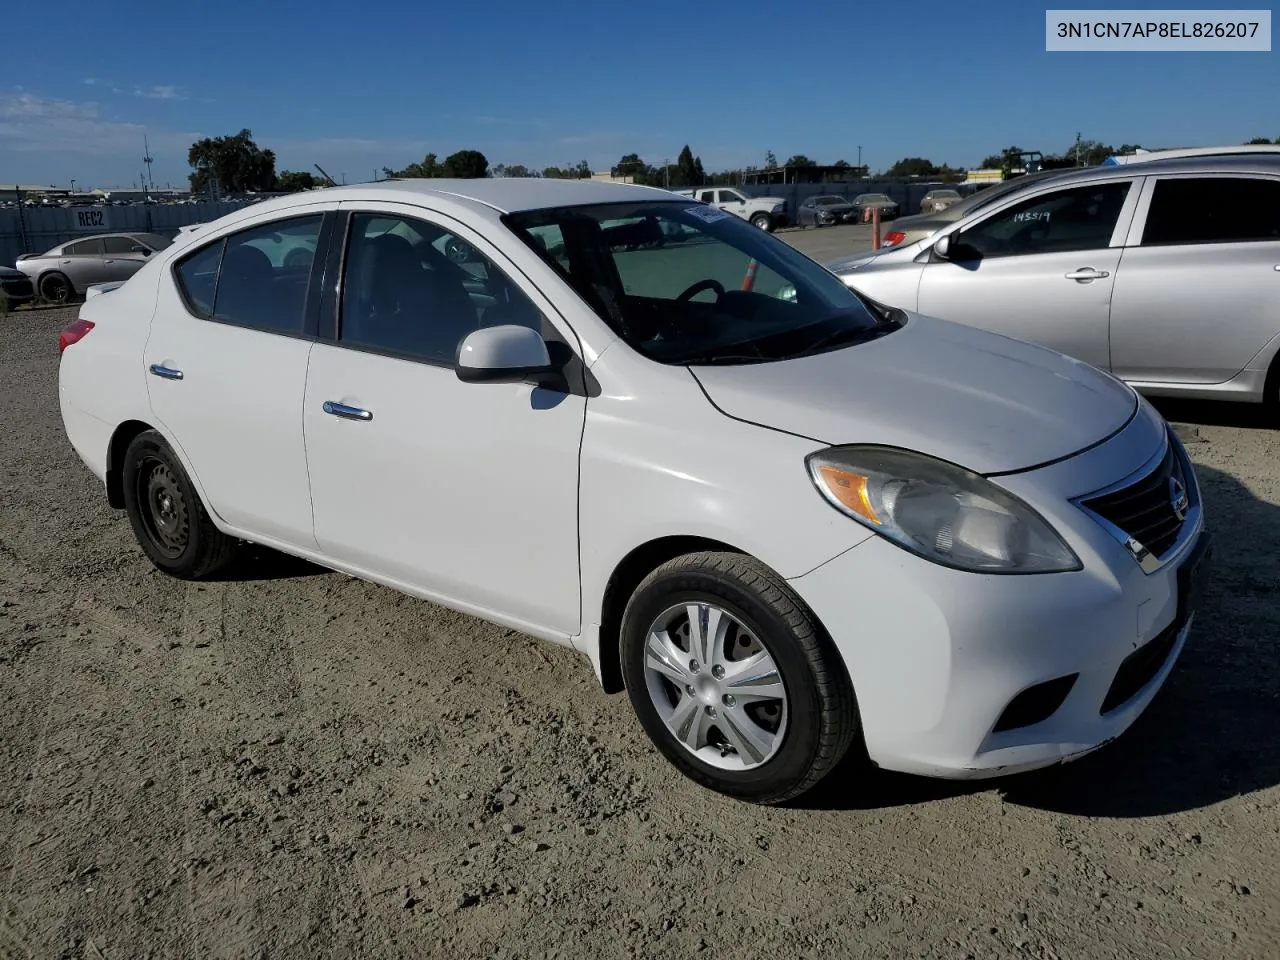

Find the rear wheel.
xmin=39 ymin=272 xmax=72 ymax=304
xmin=620 ymin=551 xmax=859 ymax=804
xmin=121 ymin=430 xmax=238 ymax=579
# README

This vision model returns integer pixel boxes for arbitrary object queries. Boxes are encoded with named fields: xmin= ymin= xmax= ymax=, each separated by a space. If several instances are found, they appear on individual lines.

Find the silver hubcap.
xmin=642 ymin=603 xmax=788 ymax=771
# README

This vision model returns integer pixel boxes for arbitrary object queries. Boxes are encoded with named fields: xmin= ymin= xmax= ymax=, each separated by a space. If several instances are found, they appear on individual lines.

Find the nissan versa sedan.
xmin=58 ymin=178 xmax=1211 ymax=804
xmin=828 ymin=155 xmax=1280 ymax=405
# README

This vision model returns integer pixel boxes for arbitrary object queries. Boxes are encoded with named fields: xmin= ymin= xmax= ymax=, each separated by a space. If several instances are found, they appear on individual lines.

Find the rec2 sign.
xmin=72 ymin=207 xmax=110 ymax=231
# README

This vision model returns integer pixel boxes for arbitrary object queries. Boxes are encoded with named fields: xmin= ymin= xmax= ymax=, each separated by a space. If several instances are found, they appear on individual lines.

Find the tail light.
xmin=58 ymin=319 xmax=95 ymax=355
xmin=882 ymin=231 xmax=906 ymax=247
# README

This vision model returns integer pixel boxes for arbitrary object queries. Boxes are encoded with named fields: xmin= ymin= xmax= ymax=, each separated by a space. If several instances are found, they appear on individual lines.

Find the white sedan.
xmin=57 ymin=178 xmax=1212 ymax=804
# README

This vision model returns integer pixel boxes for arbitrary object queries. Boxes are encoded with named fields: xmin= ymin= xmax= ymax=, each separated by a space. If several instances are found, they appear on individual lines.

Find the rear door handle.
xmin=1065 ymin=268 xmax=1110 ymax=281
xmin=322 ymin=400 xmax=373 ymax=422
xmin=149 ymin=363 xmax=183 ymax=380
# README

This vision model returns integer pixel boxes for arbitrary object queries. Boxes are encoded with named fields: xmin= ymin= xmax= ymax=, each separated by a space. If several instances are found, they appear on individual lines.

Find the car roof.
xmin=991 ymin=154 xmax=1280 ymax=188
xmin=305 ymin=177 xmax=684 ymax=213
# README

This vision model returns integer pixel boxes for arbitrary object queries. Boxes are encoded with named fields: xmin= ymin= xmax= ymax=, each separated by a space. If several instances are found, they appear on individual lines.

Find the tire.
xmin=620 ymin=551 xmax=859 ymax=804
xmin=750 ymin=213 xmax=773 ymax=232
xmin=121 ymin=429 xmax=238 ymax=580
xmin=39 ymin=272 xmax=72 ymax=304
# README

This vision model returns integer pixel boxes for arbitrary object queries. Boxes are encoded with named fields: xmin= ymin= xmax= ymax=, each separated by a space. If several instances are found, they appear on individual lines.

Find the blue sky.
xmin=1 ymin=0 xmax=1276 ymax=189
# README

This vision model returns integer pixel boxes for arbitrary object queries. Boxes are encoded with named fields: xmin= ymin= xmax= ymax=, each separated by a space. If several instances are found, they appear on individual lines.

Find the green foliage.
xmin=188 ymin=129 xmax=277 ymax=194
xmin=442 ymin=149 xmax=490 ymax=178
xmin=763 ymin=150 xmax=777 ymax=170
xmin=276 ymin=170 xmax=323 ymax=192
xmin=383 ymin=152 xmax=443 ymax=179
xmin=783 ymin=154 xmax=815 ymax=167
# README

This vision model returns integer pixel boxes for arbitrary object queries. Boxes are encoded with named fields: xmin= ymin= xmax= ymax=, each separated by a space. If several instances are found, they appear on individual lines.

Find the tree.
xmin=886 ymin=157 xmax=938 ymax=177
xmin=494 ymin=163 xmax=535 ymax=178
xmin=694 ymin=155 xmax=706 ymax=185
xmin=1247 ymin=136 xmax=1273 ymax=144
xmin=784 ymin=154 xmax=815 ymax=167
xmin=832 ymin=159 xmax=850 ymax=169
xmin=276 ymin=170 xmax=320 ymax=192
xmin=383 ymin=152 xmax=442 ymax=178
xmin=575 ymin=160 xmax=592 ymax=179
xmin=764 ymin=150 xmax=778 ymax=170
xmin=674 ymin=145 xmax=700 ymax=188
xmin=442 ymin=149 xmax=489 ymax=178
xmin=188 ymin=128 xmax=278 ymax=194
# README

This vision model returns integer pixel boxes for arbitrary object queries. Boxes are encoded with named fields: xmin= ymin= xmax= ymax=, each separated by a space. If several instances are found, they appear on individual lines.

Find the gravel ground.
xmin=1 ymin=305 xmax=1278 ymax=960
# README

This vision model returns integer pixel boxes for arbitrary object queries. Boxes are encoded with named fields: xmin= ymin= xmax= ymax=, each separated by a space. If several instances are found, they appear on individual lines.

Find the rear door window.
xmin=65 ymin=239 xmax=105 ymax=255
xmin=1141 ymin=177 xmax=1280 ymax=245
xmin=172 ymin=214 xmax=322 ymax=335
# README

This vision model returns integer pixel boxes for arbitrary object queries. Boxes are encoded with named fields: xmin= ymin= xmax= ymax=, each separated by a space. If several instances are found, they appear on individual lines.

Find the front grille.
xmin=1 ymin=278 xmax=33 ymax=297
xmin=1080 ymin=439 xmax=1188 ymax=560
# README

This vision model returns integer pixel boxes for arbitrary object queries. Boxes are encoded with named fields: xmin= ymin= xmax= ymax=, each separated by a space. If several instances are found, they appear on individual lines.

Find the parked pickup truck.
xmin=673 ymin=187 xmax=789 ymax=232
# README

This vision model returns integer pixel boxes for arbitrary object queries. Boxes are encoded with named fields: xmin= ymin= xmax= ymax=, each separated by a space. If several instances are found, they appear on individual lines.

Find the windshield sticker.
xmin=1013 ymin=210 xmax=1050 ymax=223
xmin=684 ymin=204 xmax=731 ymax=224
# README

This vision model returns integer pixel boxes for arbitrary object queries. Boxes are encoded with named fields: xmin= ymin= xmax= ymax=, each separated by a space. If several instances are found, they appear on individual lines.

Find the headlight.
xmin=806 ymin=446 xmax=1081 ymax=573
xmin=772 ymin=203 xmax=785 ymax=213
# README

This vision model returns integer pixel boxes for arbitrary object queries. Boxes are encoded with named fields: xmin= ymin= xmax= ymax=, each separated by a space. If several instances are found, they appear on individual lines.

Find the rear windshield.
xmin=502 ymin=200 xmax=899 ymax=366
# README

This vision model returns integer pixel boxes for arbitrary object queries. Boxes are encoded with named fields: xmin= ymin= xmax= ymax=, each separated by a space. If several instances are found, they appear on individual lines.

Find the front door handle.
xmin=322 ymin=400 xmax=373 ymax=422
xmin=1065 ymin=268 xmax=1110 ymax=281
xmin=149 ymin=363 xmax=183 ymax=380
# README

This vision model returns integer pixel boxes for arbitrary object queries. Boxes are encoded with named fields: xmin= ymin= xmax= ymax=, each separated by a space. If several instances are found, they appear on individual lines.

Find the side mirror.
xmin=933 ymin=234 xmax=953 ymax=259
xmin=132 ymin=246 xmax=150 ymax=255
xmin=455 ymin=324 xmax=553 ymax=384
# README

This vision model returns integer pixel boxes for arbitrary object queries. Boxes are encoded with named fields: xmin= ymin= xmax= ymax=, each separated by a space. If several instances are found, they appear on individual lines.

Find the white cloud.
xmin=134 ymin=85 xmax=185 ymax=101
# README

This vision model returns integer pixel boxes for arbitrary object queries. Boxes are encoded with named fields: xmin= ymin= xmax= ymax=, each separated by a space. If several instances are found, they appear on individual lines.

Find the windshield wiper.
xmin=678 ymin=353 xmax=772 ymax=366
xmin=783 ymin=324 xmax=892 ymax=360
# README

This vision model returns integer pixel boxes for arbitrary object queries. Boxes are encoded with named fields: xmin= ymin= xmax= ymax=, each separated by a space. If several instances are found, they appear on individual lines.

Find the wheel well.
xmin=596 ymin=536 xmax=742 ymax=694
xmin=38 ymin=269 xmax=72 ymax=291
xmin=106 ymin=420 xmax=154 ymax=508
xmin=1263 ymin=346 xmax=1280 ymax=407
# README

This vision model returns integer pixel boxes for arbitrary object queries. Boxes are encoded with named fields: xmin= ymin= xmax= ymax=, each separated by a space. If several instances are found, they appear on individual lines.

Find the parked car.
xmin=0 ymin=265 xmax=36 ymax=309
xmin=827 ymin=155 xmax=1280 ymax=405
xmin=57 ymin=177 xmax=1210 ymax=804
xmin=852 ymin=193 xmax=899 ymax=220
xmin=16 ymin=231 xmax=174 ymax=303
xmin=798 ymin=194 xmax=857 ymax=227
xmin=674 ymin=187 xmax=789 ymax=231
xmin=919 ymin=188 xmax=963 ymax=214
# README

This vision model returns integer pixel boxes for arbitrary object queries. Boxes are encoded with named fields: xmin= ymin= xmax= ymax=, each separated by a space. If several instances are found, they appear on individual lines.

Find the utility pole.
xmin=857 ymin=146 xmax=862 ymax=171
xmin=70 ymin=178 xmax=76 ymax=193
xmin=1075 ymin=132 xmax=1082 ymax=166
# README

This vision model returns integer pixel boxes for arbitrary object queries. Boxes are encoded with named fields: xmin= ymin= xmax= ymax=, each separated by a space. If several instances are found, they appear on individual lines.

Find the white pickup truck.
xmin=673 ymin=186 xmax=789 ymax=232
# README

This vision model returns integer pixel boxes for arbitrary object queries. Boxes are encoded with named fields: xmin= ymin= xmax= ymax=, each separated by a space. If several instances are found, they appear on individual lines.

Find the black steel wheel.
xmin=121 ymin=429 xmax=238 ymax=579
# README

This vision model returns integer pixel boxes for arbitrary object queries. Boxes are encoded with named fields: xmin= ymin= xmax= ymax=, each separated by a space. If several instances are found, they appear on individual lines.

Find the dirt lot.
xmin=2 ymin=304 xmax=1277 ymax=960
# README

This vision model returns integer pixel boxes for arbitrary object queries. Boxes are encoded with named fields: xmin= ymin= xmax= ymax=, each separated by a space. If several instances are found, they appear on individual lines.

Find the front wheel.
xmin=121 ymin=429 xmax=238 ymax=579
xmin=620 ymin=552 xmax=859 ymax=804
xmin=750 ymin=213 xmax=773 ymax=232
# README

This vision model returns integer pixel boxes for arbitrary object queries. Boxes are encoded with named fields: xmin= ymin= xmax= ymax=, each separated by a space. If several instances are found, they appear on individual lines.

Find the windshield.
xmin=930 ymin=190 xmax=961 ymax=200
xmin=502 ymin=200 xmax=898 ymax=365
xmin=857 ymin=194 xmax=891 ymax=203
xmin=815 ymin=196 xmax=847 ymax=205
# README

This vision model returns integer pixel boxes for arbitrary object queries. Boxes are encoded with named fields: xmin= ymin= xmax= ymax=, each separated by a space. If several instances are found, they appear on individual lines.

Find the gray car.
xmin=15 ymin=231 xmax=174 ymax=303
xmin=827 ymin=155 xmax=1280 ymax=404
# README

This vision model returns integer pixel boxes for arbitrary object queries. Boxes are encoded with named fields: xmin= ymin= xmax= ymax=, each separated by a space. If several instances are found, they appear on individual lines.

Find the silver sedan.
xmin=827 ymin=154 xmax=1280 ymax=405
xmin=15 ymin=232 xmax=173 ymax=303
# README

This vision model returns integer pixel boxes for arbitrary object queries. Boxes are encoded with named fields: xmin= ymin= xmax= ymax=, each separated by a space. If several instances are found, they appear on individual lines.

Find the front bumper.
xmin=787 ymin=418 xmax=1212 ymax=780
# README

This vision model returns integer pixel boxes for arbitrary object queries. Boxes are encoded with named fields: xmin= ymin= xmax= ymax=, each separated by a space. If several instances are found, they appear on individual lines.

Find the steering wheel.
xmin=675 ymin=278 xmax=725 ymax=302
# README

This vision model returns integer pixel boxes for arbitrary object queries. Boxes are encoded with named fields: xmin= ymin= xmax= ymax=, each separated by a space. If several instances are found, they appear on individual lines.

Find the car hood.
xmin=691 ymin=313 xmax=1137 ymax=475
xmin=824 ymin=241 xmax=923 ymax=274
xmin=0 ymin=265 xmax=26 ymax=278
